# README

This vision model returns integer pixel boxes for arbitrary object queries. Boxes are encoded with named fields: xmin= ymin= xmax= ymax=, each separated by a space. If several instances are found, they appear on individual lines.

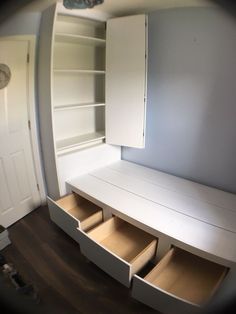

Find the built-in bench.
xmin=48 ymin=160 xmax=236 ymax=314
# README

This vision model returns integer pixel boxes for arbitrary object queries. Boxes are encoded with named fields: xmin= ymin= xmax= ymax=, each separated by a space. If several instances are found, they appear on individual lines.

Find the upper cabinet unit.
xmin=53 ymin=14 xmax=106 ymax=154
xmin=105 ymin=15 xmax=148 ymax=148
xmin=38 ymin=4 xmax=147 ymax=198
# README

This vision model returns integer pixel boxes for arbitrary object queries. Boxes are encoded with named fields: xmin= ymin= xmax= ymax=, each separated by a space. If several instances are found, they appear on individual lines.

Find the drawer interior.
xmin=57 ymin=193 xmax=102 ymax=221
xmin=144 ymin=247 xmax=228 ymax=305
xmin=87 ymin=216 xmax=157 ymax=263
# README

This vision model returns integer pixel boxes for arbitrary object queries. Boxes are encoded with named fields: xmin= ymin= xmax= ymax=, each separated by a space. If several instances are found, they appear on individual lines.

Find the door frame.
xmin=0 ymin=35 xmax=46 ymax=203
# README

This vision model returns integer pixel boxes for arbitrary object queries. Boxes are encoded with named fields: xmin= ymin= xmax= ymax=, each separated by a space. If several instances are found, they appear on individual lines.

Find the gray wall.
xmin=122 ymin=7 xmax=236 ymax=193
xmin=0 ymin=12 xmax=41 ymax=36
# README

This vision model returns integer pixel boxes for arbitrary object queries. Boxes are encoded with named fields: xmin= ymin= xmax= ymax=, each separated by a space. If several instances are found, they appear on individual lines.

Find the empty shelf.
xmin=56 ymin=131 xmax=105 ymax=154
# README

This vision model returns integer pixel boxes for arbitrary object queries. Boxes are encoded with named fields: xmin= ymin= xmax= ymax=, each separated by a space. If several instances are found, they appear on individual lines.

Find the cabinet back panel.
xmin=54 ymin=42 xmax=105 ymax=70
xmin=55 ymin=15 xmax=105 ymax=39
xmin=53 ymin=74 xmax=105 ymax=106
xmin=54 ymin=106 xmax=105 ymax=140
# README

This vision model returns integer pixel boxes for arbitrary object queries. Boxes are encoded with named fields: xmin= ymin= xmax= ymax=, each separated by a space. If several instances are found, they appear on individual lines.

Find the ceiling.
xmin=1 ymin=0 xmax=232 ymax=24
xmin=21 ymin=0 xmax=215 ymax=16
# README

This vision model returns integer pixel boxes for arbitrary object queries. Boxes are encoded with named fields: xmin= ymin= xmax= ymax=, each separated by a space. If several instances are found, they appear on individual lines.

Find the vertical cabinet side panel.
xmin=38 ymin=4 xmax=60 ymax=199
xmin=105 ymin=15 xmax=147 ymax=148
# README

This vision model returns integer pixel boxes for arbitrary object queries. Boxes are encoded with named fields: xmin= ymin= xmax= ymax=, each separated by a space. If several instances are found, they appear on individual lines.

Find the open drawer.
xmin=132 ymin=247 xmax=228 ymax=314
xmin=47 ymin=193 xmax=103 ymax=242
xmin=77 ymin=216 xmax=157 ymax=287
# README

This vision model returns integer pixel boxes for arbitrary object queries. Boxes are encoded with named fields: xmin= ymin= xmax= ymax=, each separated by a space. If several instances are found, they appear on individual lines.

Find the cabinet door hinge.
xmin=37 ymin=183 xmax=40 ymax=191
xmin=27 ymin=53 xmax=30 ymax=63
xmin=28 ymin=120 xmax=31 ymax=130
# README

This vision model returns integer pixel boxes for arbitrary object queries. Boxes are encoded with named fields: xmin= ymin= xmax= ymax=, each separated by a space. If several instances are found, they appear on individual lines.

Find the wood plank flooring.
xmin=2 ymin=206 xmax=158 ymax=314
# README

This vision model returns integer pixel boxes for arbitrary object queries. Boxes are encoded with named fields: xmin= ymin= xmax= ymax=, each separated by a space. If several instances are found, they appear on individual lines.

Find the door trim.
xmin=0 ymin=35 xmax=46 ymax=203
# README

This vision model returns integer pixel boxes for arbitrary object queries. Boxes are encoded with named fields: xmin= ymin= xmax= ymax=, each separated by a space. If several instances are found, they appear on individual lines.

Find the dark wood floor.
xmin=2 ymin=206 xmax=158 ymax=314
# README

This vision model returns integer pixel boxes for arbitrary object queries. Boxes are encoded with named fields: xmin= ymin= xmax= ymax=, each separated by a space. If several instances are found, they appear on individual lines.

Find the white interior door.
xmin=106 ymin=15 xmax=147 ymax=148
xmin=0 ymin=39 xmax=41 ymax=227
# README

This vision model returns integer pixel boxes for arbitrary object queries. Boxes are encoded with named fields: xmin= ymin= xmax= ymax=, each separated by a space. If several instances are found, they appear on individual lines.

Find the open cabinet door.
xmin=105 ymin=15 xmax=147 ymax=148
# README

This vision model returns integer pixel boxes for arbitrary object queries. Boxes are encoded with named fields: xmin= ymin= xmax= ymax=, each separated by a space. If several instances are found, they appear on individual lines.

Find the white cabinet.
xmin=38 ymin=4 xmax=147 ymax=198
xmin=53 ymin=14 xmax=106 ymax=153
xmin=106 ymin=15 xmax=147 ymax=148
xmin=38 ymin=4 xmax=120 ymax=198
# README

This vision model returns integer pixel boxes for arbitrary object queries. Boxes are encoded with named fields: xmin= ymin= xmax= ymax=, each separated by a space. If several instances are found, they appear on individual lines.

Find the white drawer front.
xmin=78 ymin=229 xmax=131 ymax=286
xmin=132 ymin=247 xmax=228 ymax=314
xmin=47 ymin=196 xmax=80 ymax=242
xmin=77 ymin=216 xmax=157 ymax=287
xmin=132 ymin=275 xmax=200 ymax=314
xmin=47 ymin=193 xmax=103 ymax=242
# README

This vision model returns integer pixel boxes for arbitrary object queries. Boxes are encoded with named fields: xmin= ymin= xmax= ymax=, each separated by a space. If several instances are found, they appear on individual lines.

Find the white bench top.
xmin=67 ymin=160 xmax=236 ymax=265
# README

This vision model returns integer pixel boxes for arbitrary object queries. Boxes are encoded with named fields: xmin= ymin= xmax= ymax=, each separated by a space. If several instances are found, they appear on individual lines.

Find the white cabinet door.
xmin=105 ymin=15 xmax=147 ymax=148
xmin=0 ymin=39 xmax=41 ymax=227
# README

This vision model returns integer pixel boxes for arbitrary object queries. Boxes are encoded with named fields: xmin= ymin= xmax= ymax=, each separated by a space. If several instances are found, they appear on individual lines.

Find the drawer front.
xmin=47 ymin=196 xmax=80 ymax=243
xmin=132 ymin=275 xmax=200 ymax=314
xmin=77 ymin=229 xmax=131 ymax=287
xmin=0 ymin=236 xmax=11 ymax=250
xmin=132 ymin=247 xmax=228 ymax=314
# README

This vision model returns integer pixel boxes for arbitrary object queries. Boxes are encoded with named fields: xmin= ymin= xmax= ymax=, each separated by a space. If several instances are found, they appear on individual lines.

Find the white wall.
xmin=122 ymin=7 xmax=236 ymax=193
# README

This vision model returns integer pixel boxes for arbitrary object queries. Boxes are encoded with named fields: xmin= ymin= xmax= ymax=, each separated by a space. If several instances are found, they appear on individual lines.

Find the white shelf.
xmin=55 ymin=33 xmax=106 ymax=46
xmin=54 ymin=69 xmax=105 ymax=74
xmin=54 ymin=103 xmax=105 ymax=111
xmin=56 ymin=131 xmax=105 ymax=154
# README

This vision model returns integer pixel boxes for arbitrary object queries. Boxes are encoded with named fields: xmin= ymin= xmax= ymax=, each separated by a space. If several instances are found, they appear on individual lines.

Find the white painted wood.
xmin=0 ymin=237 xmax=11 ymax=250
xmin=0 ymin=38 xmax=41 ymax=227
xmin=54 ymin=105 xmax=105 ymax=144
xmin=58 ymin=144 xmax=121 ymax=196
xmin=23 ymin=36 xmax=46 ymax=203
xmin=47 ymin=196 xmax=81 ymax=242
xmin=68 ymin=173 xmax=236 ymax=266
xmin=90 ymin=167 xmax=236 ymax=233
xmin=132 ymin=247 xmax=227 ymax=314
xmin=54 ymin=69 xmax=105 ymax=74
xmin=132 ymin=275 xmax=200 ymax=314
xmin=77 ymin=228 xmax=132 ymax=287
xmin=53 ymin=72 xmax=104 ymax=107
xmin=38 ymin=3 xmax=108 ymax=198
xmin=102 ymin=205 xmax=113 ymax=221
xmin=53 ymin=41 xmax=105 ymax=72
xmin=56 ymin=131 xmax=105 ymax=152
xmin=38 ymin=3 xmax=59 ymax=199
xmin=77 ymin=216 xmax=156 ymax=287
xmin=106 ymin=15 xmax=147 ymax=148
xmin=155 ymin=237 xmax=172 ymax=262
xmin=0 ymin=229 xmax=11 ymax=250
xmin=53 ymin=10 xmax=106 ymax=153
xmin=54 ymin=103 xmax=105 ymax=111
xmin=205 ymin=269 xmax=236 ymax=313
xmin=109 ymin=160 xmax=236 ymax=212
xmin=55 ymin=33 xmax=105 ymax=46
xmin=0 ymin=229 xmax=8 ymax=241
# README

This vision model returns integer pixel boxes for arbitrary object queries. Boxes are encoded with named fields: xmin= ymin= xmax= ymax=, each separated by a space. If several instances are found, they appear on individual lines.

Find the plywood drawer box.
xmin=47 ymin=193 xmax=103 ymax=242
xmin=77 ymin=216 xmax=157 ymax=287
xmin=132 ymin=247 xmax=228 ymax=314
